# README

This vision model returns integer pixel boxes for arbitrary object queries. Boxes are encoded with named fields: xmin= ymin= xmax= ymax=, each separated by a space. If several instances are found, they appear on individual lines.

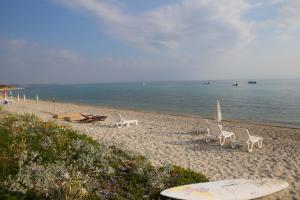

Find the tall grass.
xmin=0 ymin=114 xmax=208 ymax=199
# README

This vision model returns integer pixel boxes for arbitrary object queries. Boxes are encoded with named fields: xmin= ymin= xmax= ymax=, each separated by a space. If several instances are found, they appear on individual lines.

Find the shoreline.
xmin=23 ymin=98 xmax=300 ymax=130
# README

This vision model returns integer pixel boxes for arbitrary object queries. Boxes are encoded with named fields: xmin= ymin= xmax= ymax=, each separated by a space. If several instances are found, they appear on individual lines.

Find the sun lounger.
xmin=1 ymin=99 xmax=14 ymax=104
xmin=79 ymin=114 xmax=107 ymax=123
xmin=53 ymin=112 xmax=107 ymax=123
xmin=206 ymin=122 xmax=235 ymax=146
xmin=116 ymin=114 xmax=138 ymax=128
xmin=231 ymin=127 xmax=263 ymax=152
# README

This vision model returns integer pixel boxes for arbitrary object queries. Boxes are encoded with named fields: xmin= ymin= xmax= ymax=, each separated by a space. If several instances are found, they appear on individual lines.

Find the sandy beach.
xmin=2 ymin=99 xmax=299 ymax=199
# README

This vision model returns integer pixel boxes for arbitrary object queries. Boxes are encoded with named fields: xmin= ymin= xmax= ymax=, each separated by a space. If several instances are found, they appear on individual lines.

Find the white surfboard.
xmin=160 ymin=179 xmax=288 ymax=200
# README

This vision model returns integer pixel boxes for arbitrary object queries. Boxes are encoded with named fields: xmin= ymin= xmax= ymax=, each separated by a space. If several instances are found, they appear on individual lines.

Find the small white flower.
xmin=63 ymin=172 xmax=70 ymax=180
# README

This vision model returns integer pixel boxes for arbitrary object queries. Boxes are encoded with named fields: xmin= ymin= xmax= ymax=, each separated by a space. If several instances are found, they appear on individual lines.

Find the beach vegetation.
xmin=0 ymin=113 xmax=208 ymax=199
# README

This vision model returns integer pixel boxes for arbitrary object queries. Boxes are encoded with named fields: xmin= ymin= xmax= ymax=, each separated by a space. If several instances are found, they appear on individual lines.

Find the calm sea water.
xmin=16 ymin=79 xmax=300 ymax=127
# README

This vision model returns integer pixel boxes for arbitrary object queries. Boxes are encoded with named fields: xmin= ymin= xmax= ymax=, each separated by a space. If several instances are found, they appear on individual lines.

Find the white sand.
xmin=2 ymin=99 xmax=300 ymax=199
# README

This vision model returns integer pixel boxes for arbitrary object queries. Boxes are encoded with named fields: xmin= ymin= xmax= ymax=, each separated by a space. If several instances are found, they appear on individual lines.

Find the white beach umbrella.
xmin=17 ymin=94 xmax=20 ymax=102
xmin=215 ymin=99 xmax=222 ymax=123
xmin=36 ymin=94 xmax=39 ymax=103
xmin=23 ymin=94 xmax=26 ymax=102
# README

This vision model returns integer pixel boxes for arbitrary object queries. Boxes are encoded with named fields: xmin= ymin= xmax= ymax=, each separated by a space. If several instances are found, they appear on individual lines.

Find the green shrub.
xmin=167 ymin=165 xmax=208 ymax=186
xmin=0 ymin=113 xmax=208 ymax=199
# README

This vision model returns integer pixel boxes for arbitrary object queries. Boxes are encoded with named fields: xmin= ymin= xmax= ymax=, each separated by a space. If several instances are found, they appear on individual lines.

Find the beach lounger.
xmin=55 ymin=113 xmax=107 ymax=123
xmin=206 ymin=122 xmax=235 ymax=146
xmin=79 ymin=114 xmax=107 ymax=123
xmin=2 ymin=99 xmax=14 ymax=104
xmin=231 ymin=127 xmax=263 ymax=152
xmin=116 ymin=114 xmax=138 ymax=128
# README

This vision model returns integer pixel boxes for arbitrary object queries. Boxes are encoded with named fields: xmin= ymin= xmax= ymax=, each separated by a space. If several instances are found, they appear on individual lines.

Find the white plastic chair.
xmin=116 ymin=114 xmax=138 ymax=128
xmin=231 ymin=127 xmax=263 ymax=152
xmin=3 ymin=99 xmax=14 ymax=104
xmin=206 ymin=122 xmax=235 ymax=146
xmin=195 ymin=119 xmax=209 ymax=134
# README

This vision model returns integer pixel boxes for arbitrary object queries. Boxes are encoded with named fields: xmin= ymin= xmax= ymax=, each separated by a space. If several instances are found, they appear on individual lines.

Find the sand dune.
xmin=2 ymin=99 xmax=299 ymax=199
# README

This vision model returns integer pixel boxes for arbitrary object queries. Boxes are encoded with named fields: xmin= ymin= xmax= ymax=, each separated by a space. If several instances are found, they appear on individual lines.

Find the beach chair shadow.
xmin=165 ymin=138 xmax=240 ymax=153
xmin=92 ymin=124 xmax=112 ymax=128
xmin=189 ymin=140 xmax=243 ymax=152
xmin=172 ymin=131 xmax=203 ymax=136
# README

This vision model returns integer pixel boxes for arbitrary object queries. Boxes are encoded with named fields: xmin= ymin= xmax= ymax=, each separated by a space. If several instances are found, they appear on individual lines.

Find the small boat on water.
xmin=248 ymin=81 xmax=257 ymax=84
xmin=204 ymin=81 xmax=210 ymax=85
xmin=232 ymin=83 xmax=238 ymax=86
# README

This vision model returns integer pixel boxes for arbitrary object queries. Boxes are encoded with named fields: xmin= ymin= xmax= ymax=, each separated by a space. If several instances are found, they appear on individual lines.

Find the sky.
xmin=0 ymin=0 xmax=300 ymax=84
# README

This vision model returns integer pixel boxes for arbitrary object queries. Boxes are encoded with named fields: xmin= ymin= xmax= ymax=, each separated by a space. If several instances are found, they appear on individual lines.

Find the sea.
xmin=14 ymin=79 xmax=300 ymax=127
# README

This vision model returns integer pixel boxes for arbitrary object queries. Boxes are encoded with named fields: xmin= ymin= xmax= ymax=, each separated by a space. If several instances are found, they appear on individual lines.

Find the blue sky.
xmin=0 ymin=0 xmax=133 ymax=57
xmin=0 ymin=0 xmax=300 ymax=84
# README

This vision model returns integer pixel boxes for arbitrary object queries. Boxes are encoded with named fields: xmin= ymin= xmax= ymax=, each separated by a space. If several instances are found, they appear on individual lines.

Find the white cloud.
xmin=55 ymin=0 xmax=300 ymax=52
xmin=1 ymin=38 xmax=186 ymax=83
xmin=2 ymin=1 xmax=300 ymax=84
xmin=278 ymin=0 xmax=300 ymax=30
xmin=0 ymin=39 xmax=85 ymax=83
xmin=53 ymin=49 xmax=82 ymax=63
xmin=55 ymin=0 xmax=254 ymax=53
xmin=246 ymin=0 xmax=300 ymax=34
xmin=7 ymin=39 xmax=29 ymax=49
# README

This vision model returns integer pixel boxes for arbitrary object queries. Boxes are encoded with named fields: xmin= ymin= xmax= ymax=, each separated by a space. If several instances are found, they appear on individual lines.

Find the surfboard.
xmin=160 ymin=179 xmax=288 ymax=200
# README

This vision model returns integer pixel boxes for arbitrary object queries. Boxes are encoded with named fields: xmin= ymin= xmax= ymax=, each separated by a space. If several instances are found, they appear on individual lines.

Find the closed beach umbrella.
xmin=4 ymin=90 xmax=6 ymax=98
xmin=36 ymin=94 xmax=39 ymax=103
xmin=52 ymin=96 xmax=56 ymax=112
xmin=17 ymin=94 xmax=20 ymax=102
xmin=9 ymin=90 xmax=12 ymax=97
xmin=215 ymin=99 xmax=222 ymax=123
xmin=23 ymin=94 xmax=26 ymax=102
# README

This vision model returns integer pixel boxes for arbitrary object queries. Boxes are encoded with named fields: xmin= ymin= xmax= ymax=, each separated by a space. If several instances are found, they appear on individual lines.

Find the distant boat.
xmin=232 ymin=83 xmax=238 ymax=86
xmin=204 ymin=81 xmax=210 ymax=85
xmin=248 ymin=81 xmax=257 ymax=84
